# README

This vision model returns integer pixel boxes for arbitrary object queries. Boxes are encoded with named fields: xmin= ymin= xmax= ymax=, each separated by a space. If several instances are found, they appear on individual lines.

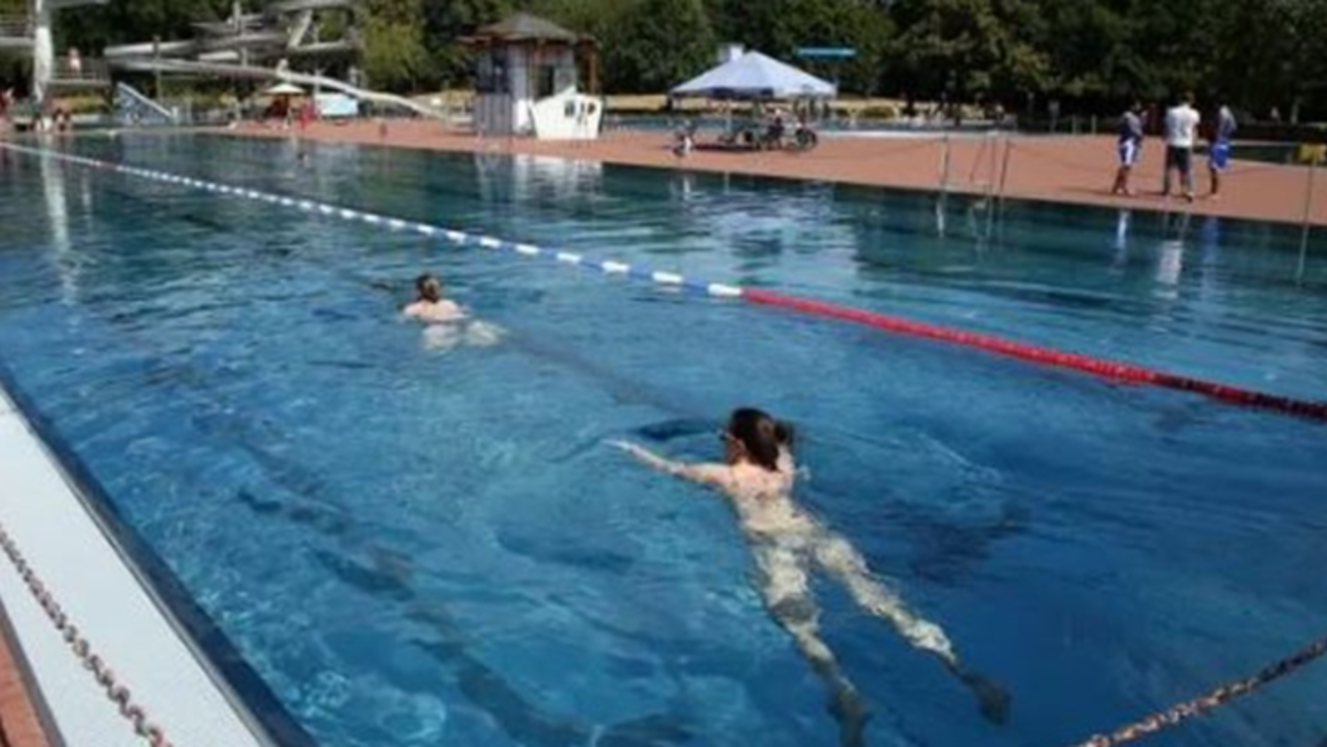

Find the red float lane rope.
xmin=742 ymin=288 xmax=1327 ymax=421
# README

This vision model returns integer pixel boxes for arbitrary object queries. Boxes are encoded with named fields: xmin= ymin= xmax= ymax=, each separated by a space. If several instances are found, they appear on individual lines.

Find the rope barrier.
xmin=0 ymin=143 xmax=743 ymax=300
xmin=8 ymin=142 xmax=1327 ymax=421
xmin=1067 ymin=632 xmax=1327 ymax=747
xmin=742 ymin=288 xmax=1327 ymax=420
xmin=0 ymin=523 xmax=176 ymax=747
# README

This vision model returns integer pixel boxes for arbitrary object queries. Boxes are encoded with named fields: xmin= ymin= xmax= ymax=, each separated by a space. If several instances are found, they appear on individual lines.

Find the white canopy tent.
xmin=671 ymin=51 xmax=836 ymax=101
xmin=263 ymin=81 xmax=305 ymax=96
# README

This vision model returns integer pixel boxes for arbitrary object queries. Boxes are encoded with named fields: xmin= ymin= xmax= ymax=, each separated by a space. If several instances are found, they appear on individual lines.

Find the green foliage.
xmin=422 ymin=0 xmax=515 ymax=86
xmin=604 ymin=0 xmax=715 ymax=93
xmin=362 ymin=0 xmax=434 ymax=92
xmin=24 ymin=0 xmax=1327 ymax=117
xmin=54 ymin=0 xmax=232 ymax=52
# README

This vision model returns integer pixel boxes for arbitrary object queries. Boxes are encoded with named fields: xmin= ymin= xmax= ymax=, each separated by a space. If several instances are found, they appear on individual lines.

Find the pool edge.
xmin=0 ymin=364 xmax=319 ymax=747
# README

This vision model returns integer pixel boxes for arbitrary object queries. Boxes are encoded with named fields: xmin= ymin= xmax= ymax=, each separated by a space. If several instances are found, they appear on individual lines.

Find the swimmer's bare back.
xmin=613 ymin=439 xmax=1011 ymax=726
xmin=402 ymin=298 xmax=466 ymax=324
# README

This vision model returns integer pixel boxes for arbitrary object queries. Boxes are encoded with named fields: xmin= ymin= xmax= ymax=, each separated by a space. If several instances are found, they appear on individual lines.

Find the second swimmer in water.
xmin=614 ymin=407 xmax=1009 ymax=746
xmin=402 ymin=272 xmax=503 ymax=350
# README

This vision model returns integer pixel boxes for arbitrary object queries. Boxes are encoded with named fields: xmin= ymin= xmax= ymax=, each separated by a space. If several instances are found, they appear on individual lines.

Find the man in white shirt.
xmin=1162 ymin=93 xmax=1201 ymax=201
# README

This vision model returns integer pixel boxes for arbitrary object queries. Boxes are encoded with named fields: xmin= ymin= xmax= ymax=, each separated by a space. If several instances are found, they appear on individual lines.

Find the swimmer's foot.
xmin=827 ymin=687 xmax=871 ymax=747
xmin=959 ymin=669 xmax=1012 ymax=725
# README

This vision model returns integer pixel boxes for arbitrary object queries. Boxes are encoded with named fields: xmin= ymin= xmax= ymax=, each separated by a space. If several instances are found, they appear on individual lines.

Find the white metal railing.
xmin=51 ymin=57 xmax=111 ymax=85
xmin=0 ymin=15 xmax=31 ymax=38
xmin=114 ymin=82 xmax=177 ymax=125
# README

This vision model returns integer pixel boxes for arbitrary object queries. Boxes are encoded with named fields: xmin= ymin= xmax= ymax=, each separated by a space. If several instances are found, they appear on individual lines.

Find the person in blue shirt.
xmin=1208 ymin=105 xmax=1237 ymax=199
xmin=1112 ymin=101 xmax=1145 ymax=196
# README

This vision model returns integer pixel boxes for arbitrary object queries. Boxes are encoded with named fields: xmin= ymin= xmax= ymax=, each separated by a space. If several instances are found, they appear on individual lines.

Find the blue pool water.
xmin=1 ymin=135 xmax=1326 ymax=747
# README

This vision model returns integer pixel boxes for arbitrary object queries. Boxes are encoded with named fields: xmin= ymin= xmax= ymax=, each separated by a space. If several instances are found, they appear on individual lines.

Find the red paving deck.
xmin=0 ymin=611 xmax=52 ymax=747
xmin=223 ymin=120 xmax=1327 ymax=227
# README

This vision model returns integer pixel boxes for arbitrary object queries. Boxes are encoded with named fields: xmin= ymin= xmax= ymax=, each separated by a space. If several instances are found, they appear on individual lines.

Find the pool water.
xmin=1 ymin=135 xmax=1326 ymax=747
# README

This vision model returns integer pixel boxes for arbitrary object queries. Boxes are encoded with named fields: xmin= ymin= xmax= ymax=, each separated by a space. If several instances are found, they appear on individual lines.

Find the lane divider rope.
xmin=1066 ymin=631 xmax=1327 ymax=747
xmin=0 ymin=522 xmax=176 ymax=747
xmin=743 ymin=289 xmax=1327 ymax=419
xmin=6 ymin=142 xmax=1326 ymax=422
xmin=0 ymin=143 xmax=743 ymax=300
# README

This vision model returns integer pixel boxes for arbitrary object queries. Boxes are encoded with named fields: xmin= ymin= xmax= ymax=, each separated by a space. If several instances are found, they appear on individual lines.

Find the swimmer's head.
xmin=723 ymin=407 xmax=794 ymax=472
xmin=415 ymin=273 xmax=442 ymax=303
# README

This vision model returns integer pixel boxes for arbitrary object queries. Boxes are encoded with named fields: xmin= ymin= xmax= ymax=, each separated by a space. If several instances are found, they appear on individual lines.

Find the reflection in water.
xmin=1156 ymin=240 xmax=1184 ymax=290
xmin=1199 ymin=216 xmax=1222 ymax=298
xmin=474 ymin=152 xmax=604 ymax=205
xmin=39 ymin=150 xmax=77 ymax=304
xmin=671 ymin=171 xmax=697 ymax=202
xmin=1154 ymin=212 xmax=1191 ymax=295
xmin=1112 ymin=209 xmax=1131 ymax=272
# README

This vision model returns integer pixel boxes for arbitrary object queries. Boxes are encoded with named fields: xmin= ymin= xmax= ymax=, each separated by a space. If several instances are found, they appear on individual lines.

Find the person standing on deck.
xmin=1207 ymin=104 xmax=1238 ymax=199
xmin=1162 ymin=93 xmax=1201 ymax=202
xmin=1112 ymin=101 xmax=1145 ymax=196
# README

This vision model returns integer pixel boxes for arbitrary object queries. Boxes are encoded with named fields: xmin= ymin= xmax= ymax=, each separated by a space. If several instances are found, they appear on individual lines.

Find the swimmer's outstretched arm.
xmin=610 ymin=441 xmax=728 ymax=489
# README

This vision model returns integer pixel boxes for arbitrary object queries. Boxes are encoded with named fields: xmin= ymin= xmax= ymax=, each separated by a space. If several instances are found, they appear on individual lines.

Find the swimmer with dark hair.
xmin=402 ymin=272 xmax=503 ymax=349
xmin=614 ymin=407 xmax=1009 ymax=746
xmin=403 ymin=273 xmax=465 ymax=324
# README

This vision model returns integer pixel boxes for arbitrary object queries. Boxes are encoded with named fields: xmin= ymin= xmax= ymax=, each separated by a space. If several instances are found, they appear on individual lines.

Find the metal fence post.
xmin=1299 ymin=155 xmax=1318 ymax=283
xmin=939 ymin=133 xmax=951 ymax=192
xmin=997 ymin=134 xmax=1014 ymax=206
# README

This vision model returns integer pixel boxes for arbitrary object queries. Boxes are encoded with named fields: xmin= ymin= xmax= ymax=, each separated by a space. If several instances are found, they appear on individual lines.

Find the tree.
xmin=707 ymin=0 xmax=892 ymax=94
xmin=887 ymin=0 xmax=1049 ymax=104
xmin=54 ymin=0 xmax=231 ymax=53
xmin=422 ymin=0 xmax=514 ymax=87
xmin=604 ymin=0 xmax=714 ymax=93
xmin=362 ymin=0 xmax=433 ymax=91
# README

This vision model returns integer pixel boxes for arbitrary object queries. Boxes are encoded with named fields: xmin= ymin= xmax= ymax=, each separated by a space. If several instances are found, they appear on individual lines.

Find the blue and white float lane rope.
xmin=0 ymin=143 xmax=744 ymax=299
xmin=8 ymin=142 xmax=1327 ymax=421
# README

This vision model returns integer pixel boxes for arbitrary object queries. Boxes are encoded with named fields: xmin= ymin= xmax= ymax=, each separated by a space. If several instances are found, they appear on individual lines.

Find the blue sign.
xmin=796 ymin=47 xmax=857 ymax=60
xmin=316 ymin=93 xmax=359 ymax=118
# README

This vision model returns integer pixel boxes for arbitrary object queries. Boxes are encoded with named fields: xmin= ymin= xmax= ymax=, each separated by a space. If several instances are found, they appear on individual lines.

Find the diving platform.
xmin=48 ymin=57 xmax=111 ymax=89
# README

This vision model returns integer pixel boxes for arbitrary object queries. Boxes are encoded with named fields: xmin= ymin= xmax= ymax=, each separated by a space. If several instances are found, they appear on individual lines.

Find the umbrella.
xmin=672 ymin=51 xmax=836 ymax=101
xmin=263 ymin=82 xmax=305 ymax=97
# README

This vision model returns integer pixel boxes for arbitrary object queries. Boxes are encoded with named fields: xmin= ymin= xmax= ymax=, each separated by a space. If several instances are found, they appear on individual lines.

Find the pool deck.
xmin=222 ymin=120 xmax=1327 ymax=228
xmin=0 ymin=385 xmax=278 ymax=747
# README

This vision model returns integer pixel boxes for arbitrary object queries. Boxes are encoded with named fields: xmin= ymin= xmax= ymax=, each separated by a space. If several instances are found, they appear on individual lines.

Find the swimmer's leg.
xmin=813 ymin=534 xmax=1011 ymax=725
xmin=462 ymin=320 xmax=505 ymax=347
xmin=422 ymin=324 xmax=462 ymax=351
xmin=755 ymin=544 xmax=870 ymax=747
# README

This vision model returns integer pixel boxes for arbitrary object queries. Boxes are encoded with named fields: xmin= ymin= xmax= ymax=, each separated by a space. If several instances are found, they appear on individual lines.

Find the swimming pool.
xmin=1 ymin=134 xmax=1325 ymax=747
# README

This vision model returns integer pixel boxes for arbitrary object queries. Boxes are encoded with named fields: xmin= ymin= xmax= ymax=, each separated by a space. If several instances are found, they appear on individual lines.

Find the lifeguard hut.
xmin=463 ymin=12 xmax=602 ymax=140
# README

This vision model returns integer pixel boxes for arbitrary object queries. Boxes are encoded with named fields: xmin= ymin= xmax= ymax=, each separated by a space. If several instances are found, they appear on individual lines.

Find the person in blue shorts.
xmin=1112 ymin=101 xmax=1145 ymax=196
xmin=1208 ymin=104 xmax=1237 ymax=199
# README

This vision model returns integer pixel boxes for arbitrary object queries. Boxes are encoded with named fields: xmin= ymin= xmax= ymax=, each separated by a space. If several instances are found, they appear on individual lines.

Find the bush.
xmin=856 ymin=104 xmax=899 ymax=120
